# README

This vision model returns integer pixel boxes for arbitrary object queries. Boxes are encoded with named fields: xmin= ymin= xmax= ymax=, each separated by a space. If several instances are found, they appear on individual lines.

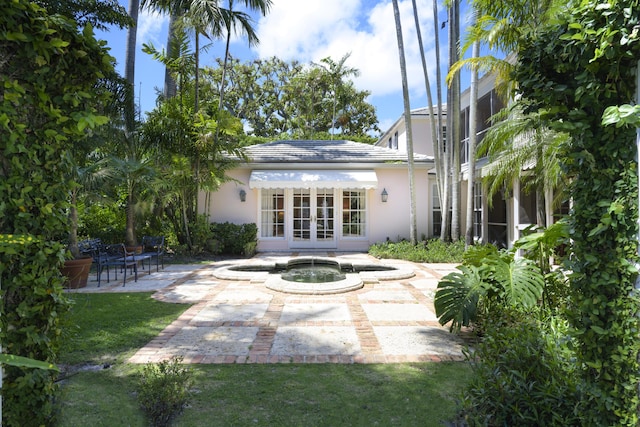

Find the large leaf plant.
xmin=435 ymin=243 xmax=545 ymax=333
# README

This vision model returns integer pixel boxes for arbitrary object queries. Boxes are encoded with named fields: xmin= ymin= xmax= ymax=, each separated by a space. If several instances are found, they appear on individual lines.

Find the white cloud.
xmin=137 ymin=9 xmax=168 ymax=48
xmin=254 ymin=0 xmax=441 ymax=103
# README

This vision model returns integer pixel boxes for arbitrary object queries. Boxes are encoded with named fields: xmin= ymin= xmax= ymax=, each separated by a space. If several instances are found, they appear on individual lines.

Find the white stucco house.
xmin=201 ymin=139 xmax=434 ymax=252
xmin=202 ymin=66 xmax=565 ymax=252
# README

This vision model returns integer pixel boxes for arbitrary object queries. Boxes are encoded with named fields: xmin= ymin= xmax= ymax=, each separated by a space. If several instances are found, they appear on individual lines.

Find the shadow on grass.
xmin=57 ymin=362 xmax=471 ymax=426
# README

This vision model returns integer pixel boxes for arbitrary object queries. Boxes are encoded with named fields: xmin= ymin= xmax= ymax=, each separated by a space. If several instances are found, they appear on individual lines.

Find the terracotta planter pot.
xmin=61 ymin=256 xmax=93 ymax=289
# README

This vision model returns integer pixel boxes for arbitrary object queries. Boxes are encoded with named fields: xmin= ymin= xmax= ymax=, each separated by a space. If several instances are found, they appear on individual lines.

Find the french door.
xmin=290 ymin=188 xmax=336 ymax=248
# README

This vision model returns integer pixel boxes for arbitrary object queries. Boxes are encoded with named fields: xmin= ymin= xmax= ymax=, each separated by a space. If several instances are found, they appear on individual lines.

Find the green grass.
xmin=59 ymin=293 xmax=192 ymax=365
xmin=56 ymin=293 xmax=471 ymax=426
xmin=58 ymin=363 xmax=470 ymax=426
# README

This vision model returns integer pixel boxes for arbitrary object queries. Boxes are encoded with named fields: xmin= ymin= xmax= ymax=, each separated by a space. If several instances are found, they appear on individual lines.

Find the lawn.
xmin=56 ymin=293 xmax=470 ymax=426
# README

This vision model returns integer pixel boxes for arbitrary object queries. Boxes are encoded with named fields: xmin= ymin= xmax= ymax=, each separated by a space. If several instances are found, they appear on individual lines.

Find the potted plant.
xmin=60 ymin=164 xmax=101 ymax=288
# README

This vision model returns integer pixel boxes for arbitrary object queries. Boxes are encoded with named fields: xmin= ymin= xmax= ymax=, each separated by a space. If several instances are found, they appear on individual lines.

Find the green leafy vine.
xmin=515 ymin=1 xmax=640 ymax=424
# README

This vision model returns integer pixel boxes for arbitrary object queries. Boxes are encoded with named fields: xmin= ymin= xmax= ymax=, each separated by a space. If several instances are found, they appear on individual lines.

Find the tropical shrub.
xmin=434 ymin=244 xmax=544 ymax=333
xmin=209 ymin=222 xmax=258 ymax=255
xmin=79 ymin=202 xmax=127 ymax=243
xmin=368 ymin=239 xmax=466 ymax=263
xmin=0 ymin=236 xmax=71 ymax=427
xmin=515 ymin=1 xmax=640 ymax=423
xmin=512 ymin=221 xmax=571 ymax=313
xmin=455 ymin=314 xmax=581 ymax=426
xmin=0 ymin=0 xmax=116 ymax=424
xmin=138 ymin=356 xmax=193 ymax=427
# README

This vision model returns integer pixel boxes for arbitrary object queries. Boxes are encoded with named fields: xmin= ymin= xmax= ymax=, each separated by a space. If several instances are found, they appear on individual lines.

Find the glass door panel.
xmin=316 ymin=189 xmax=334 ymax=241
xmin=292 ymin=189 xmax=311 ymax=241
xmin=290 ymin=189 xmax=336 ymax=248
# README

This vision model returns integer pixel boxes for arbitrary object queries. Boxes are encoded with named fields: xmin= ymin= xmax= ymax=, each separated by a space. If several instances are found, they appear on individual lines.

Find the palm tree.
xmin=477 ymin=103 xmax=569 ymax=219
xmin=447 ymin=0 xmax=461 ymax=242
xmin=141 ymin=0 xmax=223 ymax=100
xmin=124 ymin=0 xmax=140 ymax=132
xmin=449 ymin=0 xmax=563 ymax=98
xmin=465 ymin=26 xmax=480 ymax=247
xmin=449 ymin=0 xmax=566 ymax=231
xmin=432 ymin=0 xmax=448 ymax=241
xmin=411 ymin=0 xmax=443 ymax=235
xmin=216 ymin=0 xmax=271 ymax=115
xmin=391 ymin=0 xmax=417 ymax=244
xmin=312 ymin=54 xmax=360 ymax=138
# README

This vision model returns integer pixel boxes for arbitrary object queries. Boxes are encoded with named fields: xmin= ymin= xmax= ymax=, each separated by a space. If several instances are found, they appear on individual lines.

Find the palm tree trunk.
xmin=218 ymin=22 xmax=233 ymax=114
xmin=392 ymin=0 xmax=417 ymax=244
xmin=412 ymin=0 xmax=441 ymax=242
xmin=449 ymin=0 xmax=461 ymax=241
xmin=125 ymin=185 xmax=136 ymax=246
xmin=465 ymin=36 xmax=480 ymax=247
xmin=195 ymin=32 xmax=200 ymax=111
xmin=124 ymin=0 xmax=139 ymax=133
xmin=164 ymin=13 xmax=178 ymax=99
xmin=433 ymin=0 xmax=449 ymax=241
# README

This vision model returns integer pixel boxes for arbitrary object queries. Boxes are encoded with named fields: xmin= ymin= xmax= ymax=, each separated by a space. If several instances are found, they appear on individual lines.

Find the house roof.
xmin=242 ymin=139 xmax=434 ymax=164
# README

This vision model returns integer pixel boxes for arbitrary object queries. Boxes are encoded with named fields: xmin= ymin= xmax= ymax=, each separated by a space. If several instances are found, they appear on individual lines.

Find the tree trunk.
xmin=164 ymin=13 xmax=178 ymax=99
xmin=124 ymin=0 xmax=139 ymax=133
xmin=125 ymin=187 xmax=136 ymax=247
xmin=68 ymin=189 xmax=80 ymax=258
xmin=465 ymin=37 xmax=480 ymax=247
xmin=412 ymin=0 xmax=441 ymax=242
xmin=448 ymin=0 xmax=461 ymax=241
xmin=392 ymin=0 xmax=418 ymax=244
xmin=432 ymin=0 xmax=448 ymax=242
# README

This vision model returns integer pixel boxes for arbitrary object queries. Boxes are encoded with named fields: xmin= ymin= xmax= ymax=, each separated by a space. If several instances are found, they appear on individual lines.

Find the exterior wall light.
xmin=239 ymin=189 xmax=246 ymax=202
xmin=381 ymin=188 xmax=388 ymax=203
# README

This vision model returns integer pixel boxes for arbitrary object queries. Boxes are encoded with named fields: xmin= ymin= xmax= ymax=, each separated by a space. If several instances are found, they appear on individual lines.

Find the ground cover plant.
xmin=369 ymin=238 xmax=466 ymax=263
xmin=56 ymin=292 xmax=470 ymax=425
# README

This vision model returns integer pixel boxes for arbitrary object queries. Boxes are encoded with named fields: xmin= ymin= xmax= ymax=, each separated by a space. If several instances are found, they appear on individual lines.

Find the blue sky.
xmin=95 ymin=0 xmax=472 ymax=135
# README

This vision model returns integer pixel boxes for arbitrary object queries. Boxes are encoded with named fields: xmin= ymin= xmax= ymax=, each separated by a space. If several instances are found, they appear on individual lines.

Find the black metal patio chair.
xmin=96 ymin=243 xmax=138 ymax=287
xmin=140 ymin=236 xmax=165 ymax=273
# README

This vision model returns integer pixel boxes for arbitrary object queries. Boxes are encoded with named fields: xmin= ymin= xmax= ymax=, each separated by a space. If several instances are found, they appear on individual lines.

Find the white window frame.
xmin=341 ymin=189 xmax=367 ymax=239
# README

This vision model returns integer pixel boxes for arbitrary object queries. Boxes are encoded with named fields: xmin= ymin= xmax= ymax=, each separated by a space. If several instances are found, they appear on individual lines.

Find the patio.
xmin=66 ymin=252 xmax=466 ymax=364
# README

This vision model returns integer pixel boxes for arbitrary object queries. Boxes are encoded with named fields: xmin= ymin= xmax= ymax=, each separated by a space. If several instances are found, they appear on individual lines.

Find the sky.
xmin=96 ymin=0 xmax=472 ymax=136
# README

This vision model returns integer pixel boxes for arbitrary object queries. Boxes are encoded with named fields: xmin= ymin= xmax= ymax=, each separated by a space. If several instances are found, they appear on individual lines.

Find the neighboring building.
xmin=375 ymin=72 xmax=559 ymax=249
xmin=377 ymin=105 xmax=446 ymax=157
xmin=201 ymin=139 xmax=434 ymax=252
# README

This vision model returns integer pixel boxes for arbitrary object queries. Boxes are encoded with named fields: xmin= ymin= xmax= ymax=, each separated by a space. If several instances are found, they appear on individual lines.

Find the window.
xmin=432 ymin=184 xmax=441 ymax=237
xmin=342 ymin=190 xmax=366 ymax=237
xmin=260 ymin=189 xmax=285 ymax=238
xmin=460 ymin=138 xmax=469 ymax=164
xmin=393 ymin=131 xmax=398 ymax=149
xmin=519 ymin=191 xmax=537 ymax=225
xmin=473 ymin=182 xmax=482 ymax=239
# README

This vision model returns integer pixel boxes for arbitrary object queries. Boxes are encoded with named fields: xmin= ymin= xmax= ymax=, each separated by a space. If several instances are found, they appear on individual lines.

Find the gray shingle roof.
xmin=242 ymin=140 xmax=433 ymax=164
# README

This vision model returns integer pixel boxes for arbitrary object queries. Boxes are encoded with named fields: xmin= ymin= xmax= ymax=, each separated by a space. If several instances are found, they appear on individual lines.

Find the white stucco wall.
xmin=397 ymin=115 xmax=436 ymax=157
xmin=368 ymin=167 xmax=431 ymax=243
xmin=201 ymin=165 xmax=432 ymax=252
xmin=200 ymin=168 xmax=255 ymax=225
